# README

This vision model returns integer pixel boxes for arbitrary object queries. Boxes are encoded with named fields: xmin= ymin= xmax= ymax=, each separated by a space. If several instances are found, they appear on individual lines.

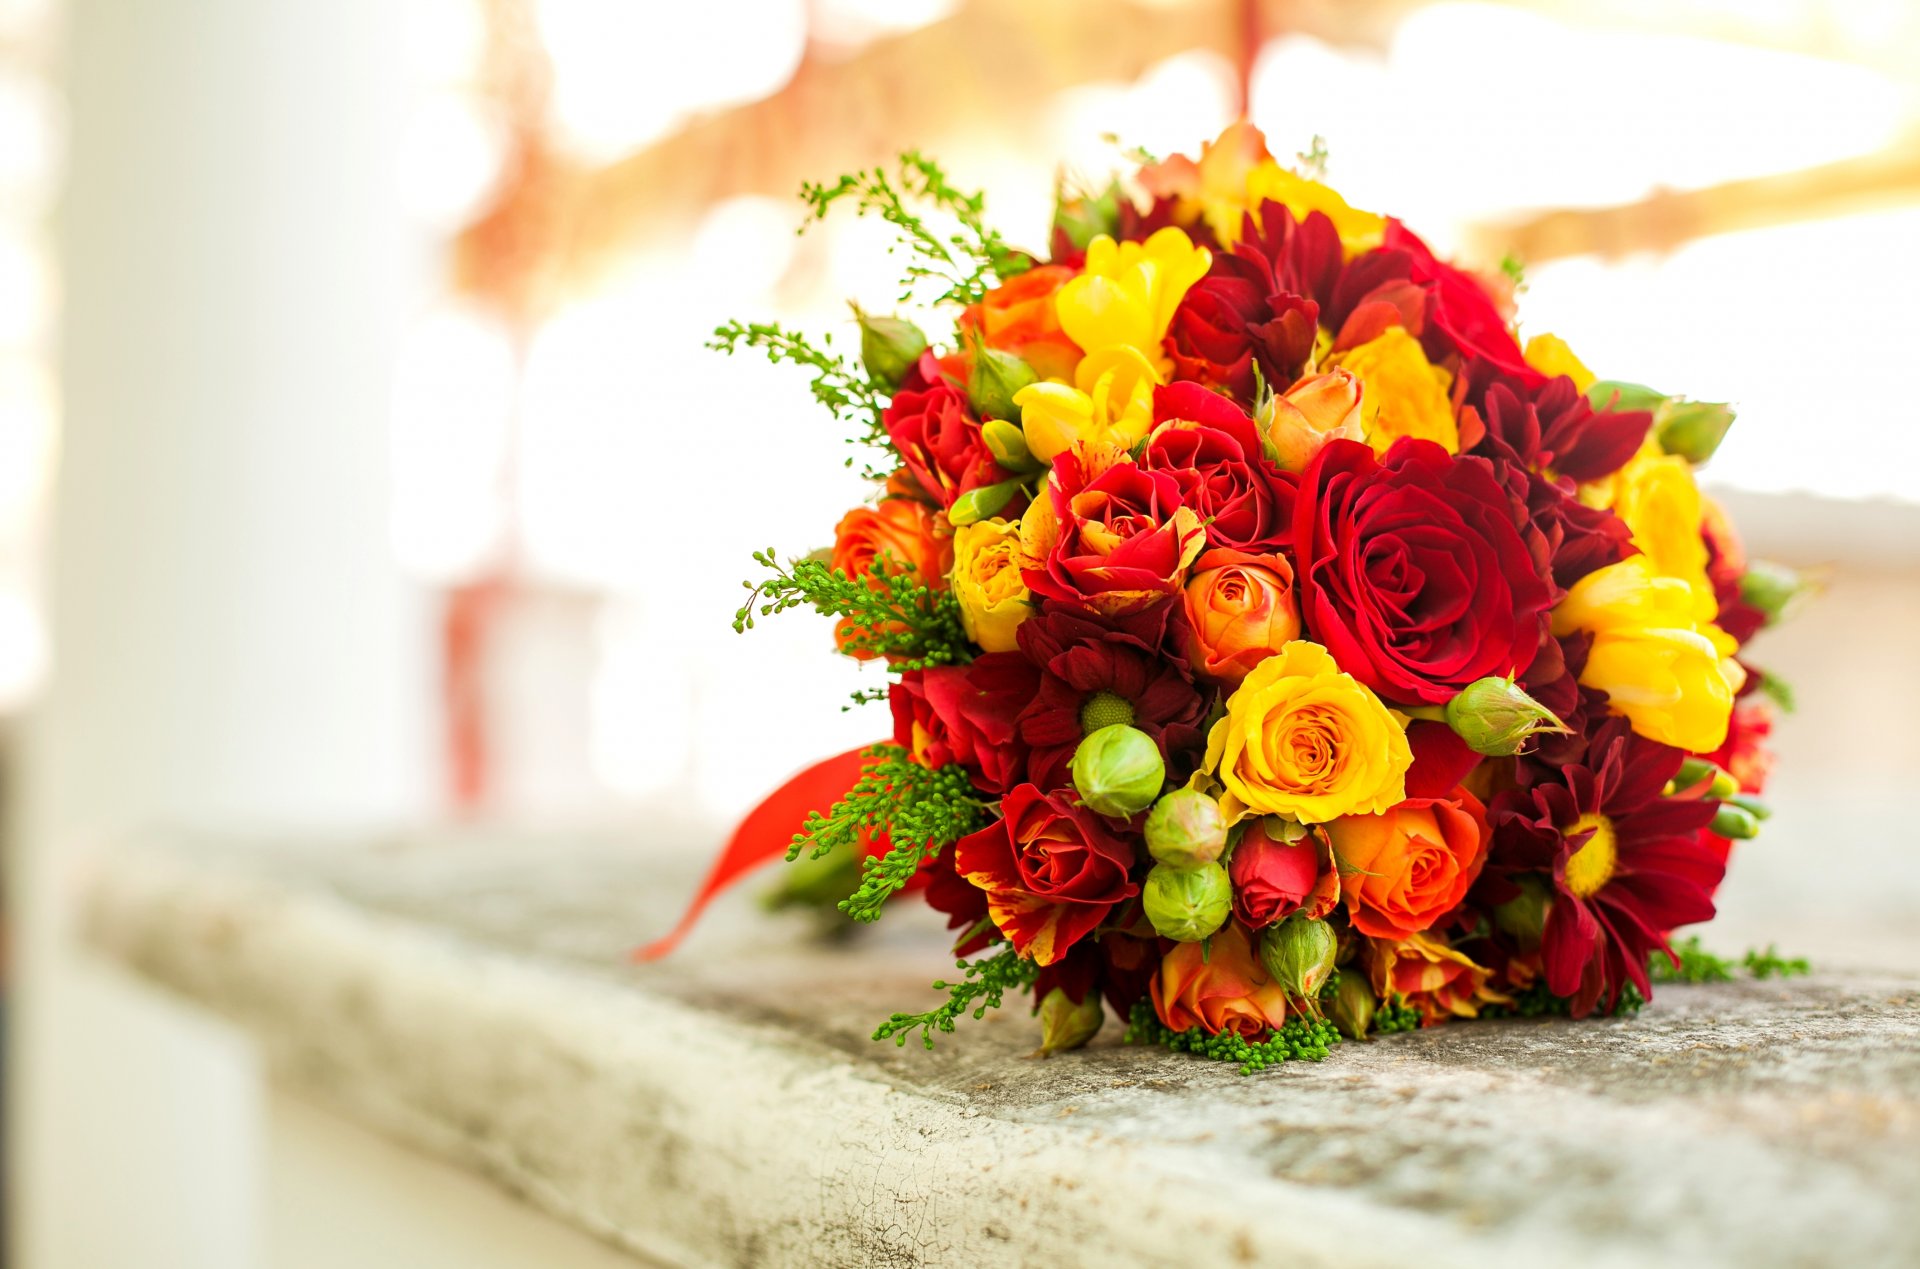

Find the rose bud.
xmin=1584 ymin=379 xmax=1667 ymax=413
xmin=1492 ymin=875 xmax=1550 ymax=949
xmin=1669 ymin=757 xmax=1739 ymax=799
xmin=947 ymin=477 xmax=1025 ymax=527
xmin=1709 ymin=803 xmax=1761 ymax=840
xmin=1070 ymin=723 xmax=1166 ymax=818
xmin=1260 ymin=368 xmax=1364 ymax=472
xmin=1654 ymin=398 xmax=1736 ymax=465
xmin=980 ymin=418 xmax=1041 ymax=474
xmin=967 ymin=343 xmax=1039 ymax=422
xmin=1228 ymin=818 xmax=1337 ymax=930
xmin=1257 ymin=914 xmax=1337 ymax=1010
xmin=1035 ymin=986 xmax=1105 ymax=1055
xmin=1141 ymin=861 xmax=1232 ymax=943
xmin=1144 ymin=789 xmax=1228 ymax=867
xmin=1442 ymin=676 xmax=1570 ymax=757
xmin=853 ymin=305 xmax=928 ymax=392
xmin=1738 ymin=559 xmax=1819 ymax=626
xmin=1328 ymin=972 xmax=1376 ymax=1040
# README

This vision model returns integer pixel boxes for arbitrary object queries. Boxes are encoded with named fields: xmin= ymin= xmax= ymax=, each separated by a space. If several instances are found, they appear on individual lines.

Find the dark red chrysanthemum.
xmin=1489 ymin=717 xmax=1725 ymax=1016
xmin=1014 ymin=600 xmax=1209 ymax=792
xmin=1465 ymin=372 xmax=1651 ymax=486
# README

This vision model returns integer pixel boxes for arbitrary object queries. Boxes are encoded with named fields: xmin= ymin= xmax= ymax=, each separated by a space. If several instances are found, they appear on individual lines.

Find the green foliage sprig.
xmin=783 ymin=743 xmax=987 ymax=924
xmin=1652 ymin=936 xmax=1810 ymax=984
xmin=734 ymin=549 xmax=970 ymax=669
xmin=801 ymin=152 xmax=1029 ymax=306
xmin=1123 ymin=1000 xmax=1341 ymax=1075
xmin=708 ymin=320 xmax=891 ymax=475
xmin=874 ymin=946 xmax=1038 ymax=1049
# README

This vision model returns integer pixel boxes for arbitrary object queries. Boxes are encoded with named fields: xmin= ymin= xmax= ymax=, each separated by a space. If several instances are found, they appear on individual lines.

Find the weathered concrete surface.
xmin=78 ymin=831 xmax=1920 ymax=1269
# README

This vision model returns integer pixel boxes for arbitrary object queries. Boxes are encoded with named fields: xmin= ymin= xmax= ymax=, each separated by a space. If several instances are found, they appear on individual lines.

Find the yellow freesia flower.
xmin=1329 ymin=327 xmax=1458 ymax=455
xmin=1244 ymin=160 xmax=1385 ymax=255
xmin=1053 ymin=228 xmax=1210 ymax=375
xmin=1522 ymin=333 xmax=1594 ymax=392
xmin=1551 ymin=556 xmax=1743 ymax=752
xmin=1014 ymin=345 xmax=1159 ymax=464
xmin=1582 ymin=442 xmax=1716 ymax=623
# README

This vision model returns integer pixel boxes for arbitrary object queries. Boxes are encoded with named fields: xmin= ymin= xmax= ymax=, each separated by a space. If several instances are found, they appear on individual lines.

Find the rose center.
xmin=1563 ymin=812 xmax=1618 ymax=899
xmin=1078 ymin=690 xmax=1137 ymax=734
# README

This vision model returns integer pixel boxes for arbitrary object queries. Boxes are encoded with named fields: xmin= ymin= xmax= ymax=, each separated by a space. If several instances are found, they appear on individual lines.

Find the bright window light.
xmin=1521 ymin=207 xmax=1920 ymax=502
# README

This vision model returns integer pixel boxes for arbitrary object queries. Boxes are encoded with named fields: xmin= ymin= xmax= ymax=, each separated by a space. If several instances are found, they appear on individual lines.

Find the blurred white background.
xmin=4 ymin=0 xmax=1919 ymax=1265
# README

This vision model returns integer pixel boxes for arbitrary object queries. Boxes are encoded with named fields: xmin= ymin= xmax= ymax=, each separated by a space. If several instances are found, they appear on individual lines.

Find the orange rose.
xmin=1181 ymin=548 xmax=1301 ymax=684
xmin=1326 ymin=786 xmax=1489 ymax=940
xmin=959 ymin=265 xmax=1083 ymax=383
xmin=830 ymin=499 xmax=951 ymax=660
xmin=1151 ymin=923 xmax=1289 ymax=1037
xmin=1366 ymin=931 xmax=1510 ymax=1025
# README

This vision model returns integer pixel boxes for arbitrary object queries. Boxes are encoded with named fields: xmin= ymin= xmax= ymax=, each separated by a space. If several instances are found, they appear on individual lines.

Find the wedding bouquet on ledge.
xmin=642 ymin=124 xmax=1811 ymax=1072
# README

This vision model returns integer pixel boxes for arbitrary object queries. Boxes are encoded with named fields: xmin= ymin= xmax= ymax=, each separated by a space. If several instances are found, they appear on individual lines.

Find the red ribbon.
xmin=633 ymin=745 xmax=875 ymax=961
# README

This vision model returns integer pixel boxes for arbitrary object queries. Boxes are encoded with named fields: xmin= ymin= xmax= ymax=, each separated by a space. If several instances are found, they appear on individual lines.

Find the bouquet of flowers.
xmin=644 ymin=125 xmax=1809 ymax=1071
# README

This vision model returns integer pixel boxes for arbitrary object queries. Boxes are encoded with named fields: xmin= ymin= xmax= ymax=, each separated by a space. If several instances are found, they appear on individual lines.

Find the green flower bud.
xmin=1328 ymin=972 xmax=1376 ymax=1040
xmin=1728 ymin=792 xmax=1770 ymax=821
xmin=947 ymin=477 xmax=1024 ymax=527
xmin=1053 ymin=178 xmax=1122 ymax=255
xmin=851 ymin=305 xmax=927 ymax=392
xmin=1070 ymin=723 xmax=1164 ymax=818
xmin=1654 ymin=398 xmax=1735 ymax=465
xmin=1035 ymin=987 xmax=1104 ymax=1055
xmin=1710 ymin=803 xmax=1761 ymax=840
xmin=1584 ymin=379 xmax=1667 ymax=413
xmin=1258 ymin=915 xmax=1338 ymax=1009
xmin=1738 ymin=559 xmax=1817 ymax=626
xmin=1443 ymin=676 xmax=1569 ymax=757
xmin=1142 ymin=861 xmax=1232 ymax=942
xmin=1669 ymin=757 xmax=1738 ymax=799
xmin=967 ymin=344 xmax=1039 ymax=422
xmin=1144 ymin=789 xmax=1228 ymax=867
xmin=980 ymin=418 xmax=1040 ymax=473
xmin=1492 ymin=875 xmax=1551 ymax=949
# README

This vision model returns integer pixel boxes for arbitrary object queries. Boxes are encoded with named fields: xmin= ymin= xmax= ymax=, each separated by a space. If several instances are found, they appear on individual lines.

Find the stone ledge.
xmin=78 ymin=832 xmax=1920 ymax=1268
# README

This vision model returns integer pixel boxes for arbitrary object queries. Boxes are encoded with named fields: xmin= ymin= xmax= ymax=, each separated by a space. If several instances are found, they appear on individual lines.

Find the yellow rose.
xmin=1203 ymin=640 xmax=1411 ymax=824
xmin=1054 ymin=228 xmax=1211 ymax=374
xmin=1329 ymin=327 xmax=1458 ymax=455
xmin=1244 ymin=160 xmax=1385 ymax=255
xmin=1013 ymin=345 xmax=1158 ymax=465
xmin=950 ymin=517 xmax=1032 ymax=653
xmin=1522 ymin=333 xmax=1594 ymax=392
xmin=1552 ymin=556 xmax=1744 ymax=752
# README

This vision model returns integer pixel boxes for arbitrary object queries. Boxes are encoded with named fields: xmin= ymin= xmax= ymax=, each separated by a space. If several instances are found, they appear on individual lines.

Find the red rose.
xmin=1229 ymin=821 xmax=1338 ymax=929
xmin=1295 ymin=438 xmax=1553 ymax=705
xmin=952 ymin=784 xmax=1141 ymax=965
xmin=1143 ymin=383 xmax=1296 ymax=553
xmin=883 ymin=351 xmax=1014 ymax=511
xmin=1383 ymin=218 xmax=1540 ymax=387
xmin=1020 ymin=449 xmax=1205 ymax=616
xmin=889 ymin=654 xmax=1038 ymax=795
